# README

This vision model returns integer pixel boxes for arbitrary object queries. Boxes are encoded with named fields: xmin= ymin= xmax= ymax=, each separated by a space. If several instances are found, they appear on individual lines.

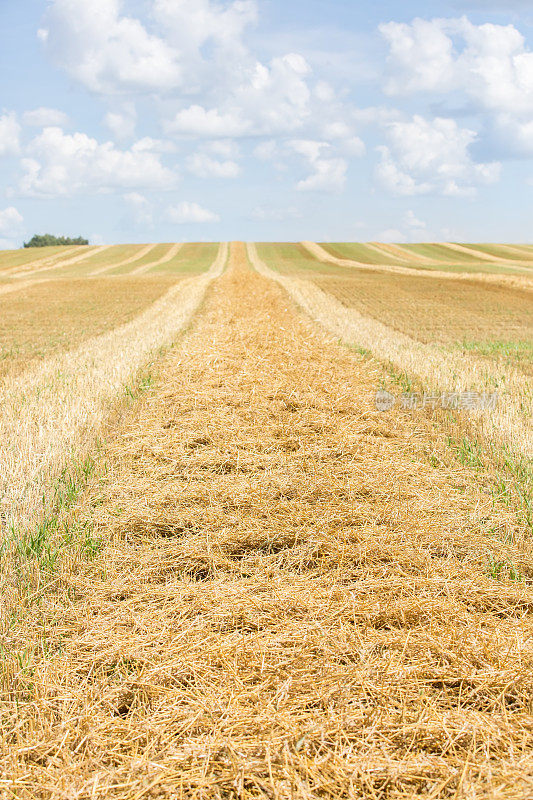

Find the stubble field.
xmin=1 ymin=239 xmax=533 ymax=799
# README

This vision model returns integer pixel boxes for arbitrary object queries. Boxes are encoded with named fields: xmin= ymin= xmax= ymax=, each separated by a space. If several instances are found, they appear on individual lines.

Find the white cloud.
xmin=379 ymin=211 xmax=457 ymax=243
xmin=404 ymin=209 xmax=427 ymax=231
xmin=380 ymin=17 xmax=533 ymax=157
xmin=123 ymin=192 xmax=153 ymax=226
xmin=0 ymin=206 xmax=24 ymax=236
xmin=166 ymin=52 xmax=313 ymax=139
xmin=104 ymin=103 xmax=137 ymax=140
xmin=153 ymin=0 xmax=257 ymax=58
xmin=130 ymin=137 xmax=176 ymax=153
xmin=380 ymin=228 xmax=408 ymax=243
xmin=376 ymin=115 xmax=500 ymax=196
xmin=297 ymin=158 xmax=347 ymax=192
xmin=166 ymin=106 xmax=249 ymax=138
xmin=22 ymin=107 xmax=70 ymax=127
xmin=18 ymin=127 xmax=178 ymax=197
xmin=291 ymin=140 xmax=348 ymax=193
xmin=380 ymin=19 xmax=457 ymax=95
xmin=40 ymin=0 xmax=182 ymax=94
xmin=186 ymin=152 xmax=240 ymax=178
xmin=38 ymin=0 xmax=366 ymax=173
xmin=0 ymin=113 xmax=21 ymax=156
xmin=40 ymin=0 xmax=258 ymax=96
xmin=493 ymin=114 xmax=533 ymax=156
xmin=314 ymin=81 xmax=335 ymax=103
xmin=166 ymin=201 xmax=220 ymax=224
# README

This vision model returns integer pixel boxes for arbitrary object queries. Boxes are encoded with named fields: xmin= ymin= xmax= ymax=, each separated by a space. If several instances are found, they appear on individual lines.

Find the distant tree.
xmin=23 ymin=234 xmax=89 ymax=248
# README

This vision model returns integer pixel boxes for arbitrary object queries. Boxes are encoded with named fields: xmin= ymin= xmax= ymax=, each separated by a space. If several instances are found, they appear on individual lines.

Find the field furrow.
xmin=3 ymin=243 xmax=533 ymax=799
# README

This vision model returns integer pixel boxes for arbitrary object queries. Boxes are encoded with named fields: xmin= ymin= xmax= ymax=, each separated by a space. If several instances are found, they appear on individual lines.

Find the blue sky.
xmin=0 ymin=0 xmax=532 ymax=246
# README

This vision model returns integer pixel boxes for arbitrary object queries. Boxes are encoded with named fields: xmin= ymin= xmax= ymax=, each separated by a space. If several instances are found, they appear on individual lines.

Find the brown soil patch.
xmin=0 ymin=276 xmax=182 ymax=381
xmin=3 ymin=244 xmax=533 ymax=798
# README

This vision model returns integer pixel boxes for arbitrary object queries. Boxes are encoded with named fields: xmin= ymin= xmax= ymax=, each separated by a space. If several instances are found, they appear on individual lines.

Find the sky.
xmin=1 ymin=0 xmax=533 ymax=246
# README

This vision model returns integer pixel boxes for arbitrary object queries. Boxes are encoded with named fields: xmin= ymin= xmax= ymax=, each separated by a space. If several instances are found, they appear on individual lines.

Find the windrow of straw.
xmin=302 ymin=241 xmax=533 ymax=286
xmin=3 ymin=243 xmax=533 ymax=798
xmin=15 ymin=246 xmax=112 ymax=278
xmin=130 ymin=243 xmax=183 ymax=275
xmin=248 ymin=243 xmax=533 ymax=456
xmin=0 ymin=243 xmax=227 ymax=541
xmin=90 ymin=244 xmax=157 ymax=276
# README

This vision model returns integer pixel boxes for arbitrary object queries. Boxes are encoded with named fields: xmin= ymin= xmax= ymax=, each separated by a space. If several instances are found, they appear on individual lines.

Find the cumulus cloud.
xmin=165 ymin=53 xmax=313 ymax=139
xmin=186 ymin=152 xmax=240 ymax=178
xmin=379 ymin=210 xmax=457 ymax=243
xmin=22 ymin=107 xmax=70 ymax=127
xmin=167 ymin=106 xmax=249 ymax=138
xmin=380 ymin=17 xmax=533 ymax=110
xmin=380 ymin=210 xmax=428 ymax=243
xmin=379 ymin=228 xmax=408 ymax=243
xmin=404 ymin=209 xmax=427 ymax=231
xmin=153 ymin=0 xmax=257 ymax=62
xmin=291 ymin=140 xmax=348 ymax=193
xmin=166 ymin=202 xmax=220 ymax=224
xmin=0 ymin=113 xmax=21 ymax=156
xmin=376 ymin=115 xmax=500 ymax=196
xmin=494 ymin=114 xmax=533 ymax=156
xmin=18 ymin=127 xmax=178 ymax=197
xmin=39 ymin=0 xmax=182 ymax=94
xmin=39 ymin=0 xmax=258 ymax=96
xmin=0 ymin=206 xmax=24 ymax=236
xmin=37 ymin=0 xmax=366 ymax=183
xmin=380 ymin=18 xmax=457 ymax=95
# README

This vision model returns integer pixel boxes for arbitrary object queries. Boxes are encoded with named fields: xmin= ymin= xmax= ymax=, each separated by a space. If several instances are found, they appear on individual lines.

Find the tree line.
xmin=24 ymin=234 xmax=89 ymax=248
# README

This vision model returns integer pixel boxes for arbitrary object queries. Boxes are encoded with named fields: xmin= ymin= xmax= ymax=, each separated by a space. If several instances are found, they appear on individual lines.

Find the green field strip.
xmin=0 ymin=246 xmax=88 ymax=272
xmin=459 ymin=244 xmax=533 ymax=262
xmin=107 ymin=244 xmax=172 ymax=275
xmin=260 ymin=243 xmax=531 ymax=277
xmin=319 ymin=243 xmax=403 ymax=265
xmin=45 ymin=245 xmax=144 ymax=277
xmin=399 ymin=243 xmax=488 ymax=263
xmin=148 ymin=243 xmax=219 ymax=275
xmin=255 ymin=243 xmax=344 ymax=275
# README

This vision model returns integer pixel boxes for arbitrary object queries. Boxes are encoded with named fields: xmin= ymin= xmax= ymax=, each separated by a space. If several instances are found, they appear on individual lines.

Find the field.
xmin=2 ymin=241 xmax=533 ymax=798
xmin=0 ymin=276 xmax=181 ymax=380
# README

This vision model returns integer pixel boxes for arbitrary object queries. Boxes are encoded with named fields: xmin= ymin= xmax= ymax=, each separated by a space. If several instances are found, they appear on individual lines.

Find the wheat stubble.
xmin=3 ymin=243 xmax=533 ymax=799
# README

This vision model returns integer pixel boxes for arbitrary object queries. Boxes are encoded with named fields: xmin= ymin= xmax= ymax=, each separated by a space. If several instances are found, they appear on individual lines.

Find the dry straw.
xmin=248 ymin=242 xmax=533 ymax=456
xmin=0 ymin=242 xmax=227 ymax=537
xmin=3 ymin=243 xmax=533 ymax=798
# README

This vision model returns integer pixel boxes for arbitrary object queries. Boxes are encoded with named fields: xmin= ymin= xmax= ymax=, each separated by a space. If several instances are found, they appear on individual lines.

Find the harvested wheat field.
xmin=0 ymin=276 xmax=183 ymax=381
xmin=310 ymin=272 xmax=533 ymax=374
xmin=3 ymin=242 xmax=533 ymax=799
